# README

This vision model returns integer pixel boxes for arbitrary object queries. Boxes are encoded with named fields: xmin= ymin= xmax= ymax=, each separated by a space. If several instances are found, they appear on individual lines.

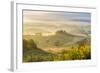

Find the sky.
xmin=23 ymin=10 xmax=91 ymax=35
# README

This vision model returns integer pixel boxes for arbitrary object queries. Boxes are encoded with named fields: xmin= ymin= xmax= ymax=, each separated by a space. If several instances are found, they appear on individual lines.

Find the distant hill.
xmin=23 ymin=23 xmax=91 ymax=37
xmin=23 ymin=30 xmax=87 ymax=48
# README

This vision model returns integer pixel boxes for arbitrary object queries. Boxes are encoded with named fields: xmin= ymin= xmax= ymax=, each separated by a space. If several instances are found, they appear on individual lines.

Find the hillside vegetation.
xmin=23 ymin=30 xmax=91 ymax=62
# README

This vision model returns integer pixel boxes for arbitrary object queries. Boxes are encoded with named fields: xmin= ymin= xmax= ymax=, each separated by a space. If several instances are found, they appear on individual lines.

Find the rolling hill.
xmin=23 ymin=30 xmax=88 ymax=49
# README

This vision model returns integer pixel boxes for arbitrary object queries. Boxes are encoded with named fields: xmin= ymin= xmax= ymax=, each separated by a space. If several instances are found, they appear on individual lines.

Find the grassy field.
xmin=23 ymin=30 xmax=91 ymax=62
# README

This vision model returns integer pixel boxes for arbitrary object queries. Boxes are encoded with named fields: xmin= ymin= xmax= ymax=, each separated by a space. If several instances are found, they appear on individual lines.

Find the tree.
xmin=28 ymin=39 xmax=37 ymax=49
xmin=23 ymin=39 xmax=29 ymax=54
xmin=56 ymin=30 xmax=67 ymax=35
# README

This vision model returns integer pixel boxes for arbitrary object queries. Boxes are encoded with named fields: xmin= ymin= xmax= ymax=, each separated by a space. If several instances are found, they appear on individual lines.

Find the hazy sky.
xmin=23 ymin=10 xmax=91 ymax=35
xmin=23 ymin=10 xmax=91 ymax=24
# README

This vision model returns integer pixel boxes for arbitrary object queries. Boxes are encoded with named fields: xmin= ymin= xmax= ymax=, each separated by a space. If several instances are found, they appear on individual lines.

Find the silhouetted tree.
xmin=23 ymin=39 xmax=29 ymax=54
xmin=56 ymin=30 xmax=67 ymax=35
xmin=28 ymin=39 xmax=37 ymax=49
